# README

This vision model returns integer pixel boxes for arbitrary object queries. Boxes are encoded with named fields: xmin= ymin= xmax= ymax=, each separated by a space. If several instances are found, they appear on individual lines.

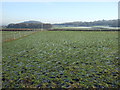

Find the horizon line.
xmin=2 ymin=18 xmax=118 ymax=26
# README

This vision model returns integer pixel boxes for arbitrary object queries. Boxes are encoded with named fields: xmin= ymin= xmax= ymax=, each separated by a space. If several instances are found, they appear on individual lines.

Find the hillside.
xmin=53 ymin=19 xmax=119 ymax=27
xmin=7 ymin=21 xmax=52 ymax=29
xmin=5 ymin=19 xmax=120 ymax=29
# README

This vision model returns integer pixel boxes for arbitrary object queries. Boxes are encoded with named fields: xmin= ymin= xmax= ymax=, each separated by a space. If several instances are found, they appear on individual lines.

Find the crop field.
xmin=2 ymin=31 xmax=38 ymax=42
xmin=2 ymin=31 xmax=119 ymax=88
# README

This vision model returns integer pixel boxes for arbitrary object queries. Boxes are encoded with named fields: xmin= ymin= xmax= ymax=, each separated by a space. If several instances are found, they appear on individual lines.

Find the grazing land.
xmin=2 ymin=31 xmax=119 ymax=88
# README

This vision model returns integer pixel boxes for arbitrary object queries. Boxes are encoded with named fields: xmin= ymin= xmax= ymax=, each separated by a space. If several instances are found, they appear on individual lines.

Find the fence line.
xmin=2 ymin=29 xmax=42 ymax=42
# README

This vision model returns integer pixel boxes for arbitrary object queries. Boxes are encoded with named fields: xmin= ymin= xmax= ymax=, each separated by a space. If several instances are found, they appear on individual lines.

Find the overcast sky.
xmin=1 ymin=1 xmax=118 ymax=25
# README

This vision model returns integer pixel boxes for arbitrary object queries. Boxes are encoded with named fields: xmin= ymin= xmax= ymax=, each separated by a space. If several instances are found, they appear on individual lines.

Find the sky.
xmin=1 ymin=1 xmax=119 ymax=25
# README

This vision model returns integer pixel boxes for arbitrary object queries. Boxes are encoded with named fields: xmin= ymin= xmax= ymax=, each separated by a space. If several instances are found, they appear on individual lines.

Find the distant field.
xmin=2 ymin=31 xmax=119 ymax=88
xmin=52 ymin=26 xmax=94 ymax=29
xmin=1 ymin=28 xmax=44 ymax=31
xmin=51 ymin=26 xmax=119 ymax=30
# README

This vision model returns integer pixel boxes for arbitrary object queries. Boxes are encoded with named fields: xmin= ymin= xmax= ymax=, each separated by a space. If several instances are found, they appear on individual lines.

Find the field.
xmin=51 ymin=26 xmax=119 ymax=31
xmin=2 ymin=31 xmax=119 ymax=88
xmin=2 ymin=31 xmax=38 ymax=42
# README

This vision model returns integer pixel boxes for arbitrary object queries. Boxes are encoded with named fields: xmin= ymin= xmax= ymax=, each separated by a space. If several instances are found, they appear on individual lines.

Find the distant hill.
xmin=7 ymin=21 xmax=52 ymax=29
xmin=6 ymin=19 xmax=120 ymax=29
xmin=20 ymin=21 xmax=42 ymax=24
xmin=53 ymin=19 xmax=119 ymax=27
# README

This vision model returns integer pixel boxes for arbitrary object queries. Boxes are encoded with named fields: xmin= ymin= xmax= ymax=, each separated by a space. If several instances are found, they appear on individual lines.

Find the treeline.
xmin=54 ymin=19 xmax=119 ymax=27
xmin=7 ymin=23 xmax=52 ymax=29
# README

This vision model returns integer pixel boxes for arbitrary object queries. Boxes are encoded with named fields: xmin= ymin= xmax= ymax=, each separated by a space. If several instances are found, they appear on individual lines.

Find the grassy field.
xmin=2 ymin=31 xmax=38 ymax=42
xmin=2 ymin=31 xmax=119 ymax=88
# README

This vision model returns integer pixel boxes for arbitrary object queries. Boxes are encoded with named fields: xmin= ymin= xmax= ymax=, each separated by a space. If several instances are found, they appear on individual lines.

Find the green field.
xmin=2 ymin=31 xmax=37 ymax=42
xmin=2 ymin=31 xmax=119 ymax=88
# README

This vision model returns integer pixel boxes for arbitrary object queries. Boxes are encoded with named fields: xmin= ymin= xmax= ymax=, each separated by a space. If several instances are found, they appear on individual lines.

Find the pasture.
xmin=2 ymin=31 xmax=119 ymax=88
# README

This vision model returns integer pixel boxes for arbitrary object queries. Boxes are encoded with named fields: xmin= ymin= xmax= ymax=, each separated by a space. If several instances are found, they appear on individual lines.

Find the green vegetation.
xmin=53 ymin=19 xmax=119 ymax=27
xmin=7 ymin=22 xmax=52 ymax=29
xmin=2 ymin=31 xmax=37 ymax=42
xmin=2 ymin=31 xmax=119 ymax=88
